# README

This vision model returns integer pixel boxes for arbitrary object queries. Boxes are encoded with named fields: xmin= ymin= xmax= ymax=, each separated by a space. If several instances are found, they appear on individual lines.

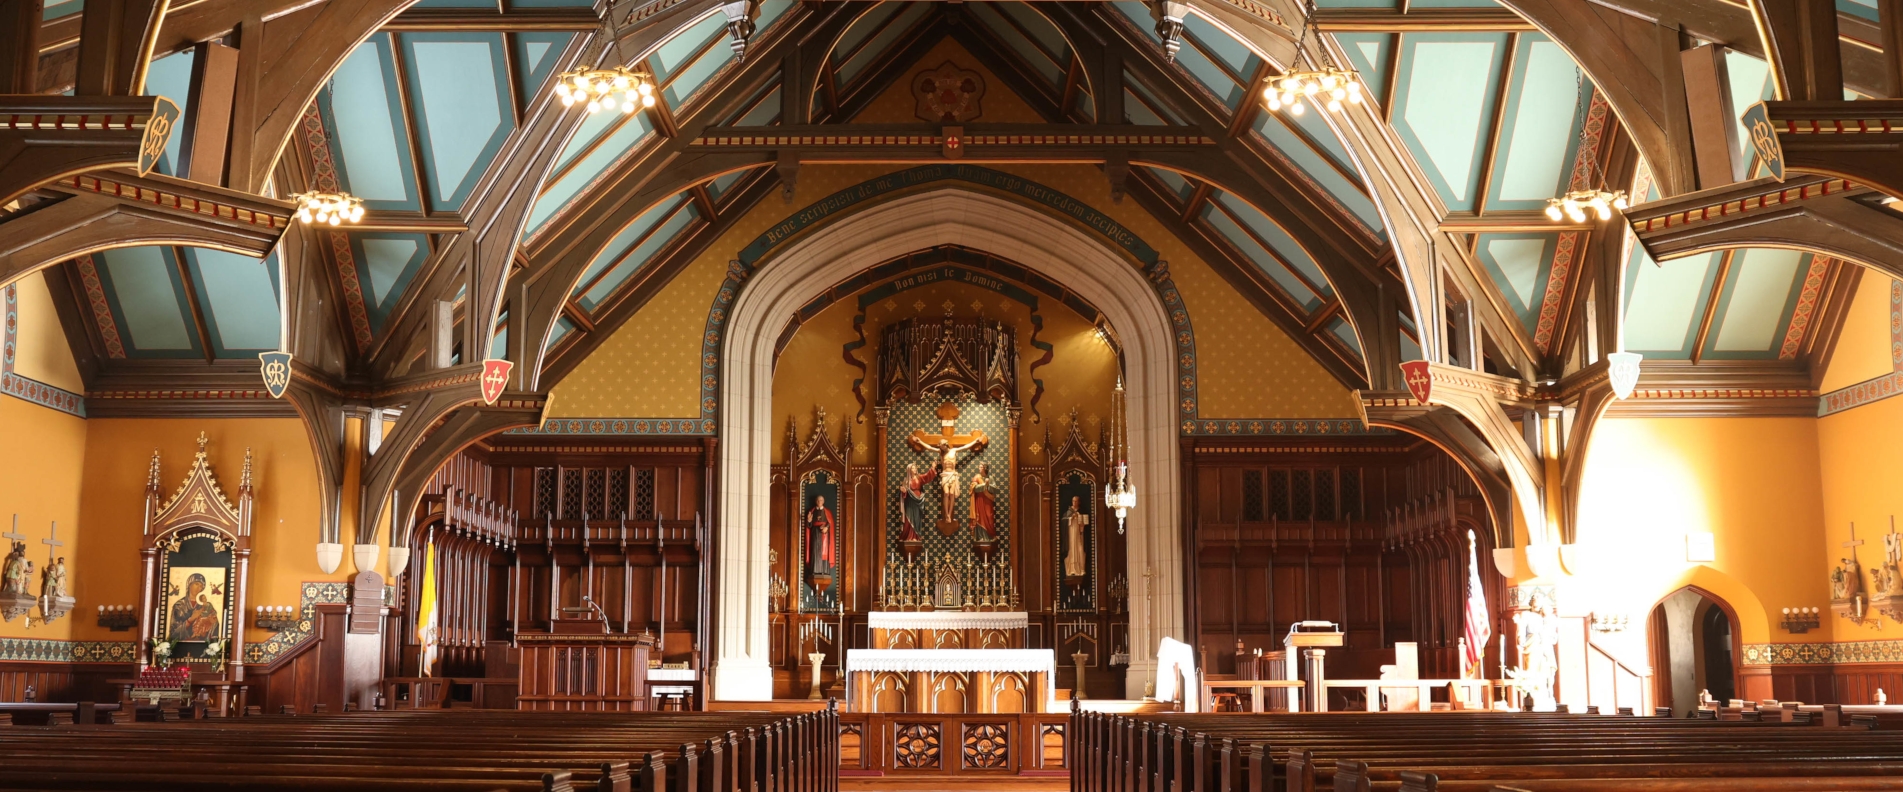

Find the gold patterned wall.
xmin=548 ymin=38 xmax=1358 ymax=424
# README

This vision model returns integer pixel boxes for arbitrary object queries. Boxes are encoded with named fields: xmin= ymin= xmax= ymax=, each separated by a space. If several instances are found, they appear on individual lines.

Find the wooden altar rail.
xmin=378 ymin=677 xmax=519 ymax=709
xmin=0 ymin=708 xmax=833 ymax=792
xmin=1317 ymin=678 xmax=1494 ymax=711
xmin=837 ymin=711 xmax=1068 ymax=776
xmin=1069 ymin=709 xmax=1903 ymax=792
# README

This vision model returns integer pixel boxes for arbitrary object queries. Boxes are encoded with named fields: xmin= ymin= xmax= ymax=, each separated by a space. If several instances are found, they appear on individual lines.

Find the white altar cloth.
xmin=846 ymin=648 xmax=1057 ymax=706
xmin=866 ymin=611 xmax=1029 ymax=631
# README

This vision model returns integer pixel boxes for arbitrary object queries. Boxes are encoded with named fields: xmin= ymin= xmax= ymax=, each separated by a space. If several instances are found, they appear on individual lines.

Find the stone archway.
xmin=712 ymin=186 xmax=1185 ymax=700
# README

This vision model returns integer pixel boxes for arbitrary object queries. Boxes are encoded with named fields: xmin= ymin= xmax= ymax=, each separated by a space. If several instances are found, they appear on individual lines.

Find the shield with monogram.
xmin=1400 ymin=360 xmax=1433 ymax=405
xmin=1741 ymin=102 xmax=1784 ymax=182
xmin=480 ymin=359 xmax=513 ymax=405
xmin=258 ymin=352 xmax=293 ymax=399
xmin=139 ymin=97 xmax=183 ymax=177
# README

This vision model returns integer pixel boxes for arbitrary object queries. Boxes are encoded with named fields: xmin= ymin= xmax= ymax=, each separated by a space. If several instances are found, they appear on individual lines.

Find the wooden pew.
xmin=0 ymin=705 xmax=838 ymax=792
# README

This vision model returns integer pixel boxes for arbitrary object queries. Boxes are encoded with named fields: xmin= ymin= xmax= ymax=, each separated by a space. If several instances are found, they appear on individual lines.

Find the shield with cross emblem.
xmin=1400 ymin=361 xmax=1433 ymax=405
xmin=480 ymin=359 xmax=513 ymax=405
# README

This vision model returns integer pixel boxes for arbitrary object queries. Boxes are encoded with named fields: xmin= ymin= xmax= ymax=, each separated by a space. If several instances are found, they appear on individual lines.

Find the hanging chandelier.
xmin=291 ymin=191 xmax=363 ymax=226
xmin=1545 ymin=70 xmax=1626 ymax=224
xmin=1545 ymin=189 xmax=1629 ymax=222
xmin=1263 ymin=68 xmax=1363 ymax=116
xmin=1260 ymin=0 xmax=1366 ymax=117
xmin=1104 ymin=378 xmax=1136 ymax=534
xmin=553 ymin=65 xmax=655 ymax=114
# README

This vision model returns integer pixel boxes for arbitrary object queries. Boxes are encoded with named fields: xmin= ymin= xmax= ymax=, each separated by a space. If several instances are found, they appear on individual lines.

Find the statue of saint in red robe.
xmin=805 ymin=495 xmax=836 ymax=574
xmin=899 ymin=462 xmax=937 ymax=542
xmin=968 ymin=462 xmax=997 ymax=540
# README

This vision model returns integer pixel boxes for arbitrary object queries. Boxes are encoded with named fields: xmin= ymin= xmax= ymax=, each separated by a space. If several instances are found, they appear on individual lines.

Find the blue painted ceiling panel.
xmin=322 ymin=37 xmax=420 ymax=209
xmin=403 ymin=33 xmax=513 ymax=209
xmin=1473 ymin=232 xmax=1556 ymax=329
xmin=1487 ymin=36 xmax=1587 ymax=210
xmin=186 ymin=249 xmax=282 ymax=353
xmin=514 ymin=32 xmax=574 ymax=105
xmin=1393 ymin=33 xmax=1508 ymax=211
xmin=354 ymin=233 xmax=430 ymax=329
xmin=1622 ymin=248 xmax=1720 ymax=358
xmin=576 ymin=196 xmax=701 ymax=312
xmin=1708 ymin=248 xmax=1807 ymax=357
xmin=97 ymin=247 xmax=197 ymax=355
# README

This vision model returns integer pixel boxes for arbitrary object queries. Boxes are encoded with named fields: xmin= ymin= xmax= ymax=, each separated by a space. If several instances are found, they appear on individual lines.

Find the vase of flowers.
xmin=149 ymin=638 xmax=173 ymax=668
xmin=204 ymin=639 xmax=226 ymax=672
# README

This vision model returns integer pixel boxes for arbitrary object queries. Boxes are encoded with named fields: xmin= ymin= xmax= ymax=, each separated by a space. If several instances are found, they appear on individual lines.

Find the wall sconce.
xmin=1780 ymin=607 xmax=1821 ymax=634
xmin=1590 ymin=613 xmax=1629 ymax=633
xmin=96 ymin=605 xmax=138 ymax=631
xmin=254 ymin=605 xmax=300 ymax=632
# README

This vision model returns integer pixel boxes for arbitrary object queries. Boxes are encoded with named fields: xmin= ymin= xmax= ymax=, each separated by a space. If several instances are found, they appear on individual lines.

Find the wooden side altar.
xmin=515 ymin=618 xmax=652 ymax=711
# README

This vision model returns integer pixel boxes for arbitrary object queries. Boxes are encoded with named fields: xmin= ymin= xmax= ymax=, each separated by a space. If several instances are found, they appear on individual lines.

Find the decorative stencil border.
xmin=242 ymin=581 xmax=351 ymax=665
xmin=299 ymin=106 xmax=374 ymax=352
xmin=1743 ymin=639 xmax=1903 ymax=666
xmin=1817 ymin=370 xmax=1903 ymax=417
xmin=507 ymin=418 xmax=717 ymax=436
xmin=1777 ymin=255 xmax=1832 ymax=359
xmin=1 ymin=284 xmax=86 ymax=417
xmin=1531 ymin=92 xmax=1610 ymax=354
xmin=0 ymin=638 xmax=136 ymax=663
xmin=1181 ymin=418 xmax=1391 ymax=436
xmin=701 ymin=164 xmax=1201 ymax=434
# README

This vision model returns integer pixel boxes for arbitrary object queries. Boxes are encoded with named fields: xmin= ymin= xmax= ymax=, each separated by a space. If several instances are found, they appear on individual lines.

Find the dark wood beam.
xmin=1 ymin=0 xmax=43 ymax=94
xmin=0 ymin=169 xmax=290 ymax=287
xmin=384 ymin=6 xmax=599 ymax=31
xmin=0 ymin=96 xmax=177 ymax=207
xmin=72 ymin=0 xmax=168 ymax=96
xmin=1626 ymin=175 xmax=1903 ymax=280
xmin=1752 ymin=0 xmax=1844 ymax=101
xmin=1753 ymin=100 xmax=1903 ymax=201
xmin=1313 ymin=7 xmax=1536 ymax=31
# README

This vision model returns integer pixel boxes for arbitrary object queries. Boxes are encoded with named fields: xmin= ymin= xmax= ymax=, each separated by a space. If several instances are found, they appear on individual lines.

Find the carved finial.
xmin=720 ymin=0 xmax=760 ymax=62
xmin=1150 ymin=1 xmax=1189 ymax=62
xmin=146 ymin=450 xmax=162 ymax=491
xmin=195 ymin=431 xmax=209 ymax=458
xmin=240 ymin=448 xmax=254 ymax=492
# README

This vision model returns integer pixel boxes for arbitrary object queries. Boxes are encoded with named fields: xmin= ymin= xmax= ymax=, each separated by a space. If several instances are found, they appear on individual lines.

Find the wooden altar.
xmin=845 ymin=648 xmax=1054 ymax=714
xmin=515 ymin=618 xmax=652 ymax=711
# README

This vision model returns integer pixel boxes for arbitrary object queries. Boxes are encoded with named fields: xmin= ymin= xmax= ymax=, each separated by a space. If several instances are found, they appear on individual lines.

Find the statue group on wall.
xmin=1 ymin=519 xmax=75 ymax=624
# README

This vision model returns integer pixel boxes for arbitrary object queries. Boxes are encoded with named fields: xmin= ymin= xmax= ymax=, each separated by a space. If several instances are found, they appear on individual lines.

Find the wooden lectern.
xmin=1285 ymin=621 xmax=1344 ymax=712
xmin=516 ymin=619 xmax=652 ymax=711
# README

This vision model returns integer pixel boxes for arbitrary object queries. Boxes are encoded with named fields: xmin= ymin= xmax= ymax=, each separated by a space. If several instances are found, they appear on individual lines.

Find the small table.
xmin=1200 ymin=678 xmax=1305 ymax=712
xmin=647 ymin=668 xmax=701 ymax=711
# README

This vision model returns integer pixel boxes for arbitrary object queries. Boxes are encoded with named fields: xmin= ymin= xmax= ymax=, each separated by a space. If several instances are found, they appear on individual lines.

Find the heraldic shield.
xmin=1400 ymin=360 xmax=1433 ymax=405
xmin=258 ymin=352 xmax=293 ymax=399
xmin=480 ymin=359 xmax=513 ymax=405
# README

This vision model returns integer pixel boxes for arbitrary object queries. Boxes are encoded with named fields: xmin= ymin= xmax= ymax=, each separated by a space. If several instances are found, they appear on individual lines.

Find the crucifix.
xmin=2 ymin=515 xmax=24 ymax=546
xmin=906 ymin=401 xmax=988 ymax=536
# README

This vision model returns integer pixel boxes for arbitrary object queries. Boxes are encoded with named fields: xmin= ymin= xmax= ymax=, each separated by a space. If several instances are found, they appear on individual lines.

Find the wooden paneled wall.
xmin=1184 ymin=436 xmax=1499 ymax=683
xmin=0 ymin=662 xmax=129 ymax=703
xmin=1742 ymin=662 xmax=1903 ymax=705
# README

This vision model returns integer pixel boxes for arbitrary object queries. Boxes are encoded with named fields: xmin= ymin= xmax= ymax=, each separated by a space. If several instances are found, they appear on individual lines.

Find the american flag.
xmin=1463 ymin=529 xmax=1491 ymax=678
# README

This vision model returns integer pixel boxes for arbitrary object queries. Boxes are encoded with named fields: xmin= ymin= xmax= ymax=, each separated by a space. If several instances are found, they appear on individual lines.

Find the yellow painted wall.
xmin=1818 ymin=395 xmax=1903 ymax=641
xmin=1820 ymin=271 xmax=1893 ymax=392
xmin=551 ymin=38 xmax=1357 ymax=422
xmin=1569 ymin=417 xmax=1829 ymax=651
xmin=0 ymin=396 xmax=88 ymax=641
xmin=11 ymin=272 xmax=84 ymax=392
xmin=71 ymin=419 xmax=343 ymax=646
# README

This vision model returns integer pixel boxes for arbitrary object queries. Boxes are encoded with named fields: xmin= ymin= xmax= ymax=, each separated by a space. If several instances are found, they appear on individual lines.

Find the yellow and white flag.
xmin=415 ymin=538 xmax=440 ymax=677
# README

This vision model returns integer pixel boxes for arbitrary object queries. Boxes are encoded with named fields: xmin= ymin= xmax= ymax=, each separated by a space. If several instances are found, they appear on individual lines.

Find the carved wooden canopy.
xmin=144 ymin=432 xmax=254 ymax=546
xmin=878 ymin=318 xmax=1018 ymax=406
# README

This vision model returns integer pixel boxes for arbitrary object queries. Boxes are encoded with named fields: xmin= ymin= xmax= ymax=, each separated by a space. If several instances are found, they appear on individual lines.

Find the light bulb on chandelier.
xmin=1262 ymin=68 xmax=1363 ymax=117
xmin=1543 ymin=189 xmax=1629 ymax=224
xmin=290 ymin=191 xmax=365 ymax=226
xmin=552 ymin=66 xmax=656 ymax=115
